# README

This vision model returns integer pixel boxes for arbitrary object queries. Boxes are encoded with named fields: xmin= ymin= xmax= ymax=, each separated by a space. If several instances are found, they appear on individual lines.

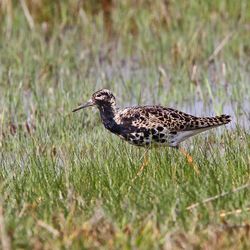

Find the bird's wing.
xmin=114 ymin=106 xmax=231 ymax=147
xmin=115 ymin=106 xmax=197 ymax=132
xmin=117 ymin=105 xmax=231 ymax=131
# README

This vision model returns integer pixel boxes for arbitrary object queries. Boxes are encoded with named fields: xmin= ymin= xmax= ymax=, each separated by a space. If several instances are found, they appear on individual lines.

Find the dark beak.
xmin=72 ymin=99 xmax=95 ymax=112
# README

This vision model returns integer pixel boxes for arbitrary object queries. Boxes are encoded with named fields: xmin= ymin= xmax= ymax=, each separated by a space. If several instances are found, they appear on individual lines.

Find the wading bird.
xmin=73 ymin=89 xmax=231 ymax=175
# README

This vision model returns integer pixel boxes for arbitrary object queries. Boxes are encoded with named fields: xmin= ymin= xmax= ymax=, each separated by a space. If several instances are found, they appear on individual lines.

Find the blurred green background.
xmin=0 ymin=1 xmax=250 ymax=249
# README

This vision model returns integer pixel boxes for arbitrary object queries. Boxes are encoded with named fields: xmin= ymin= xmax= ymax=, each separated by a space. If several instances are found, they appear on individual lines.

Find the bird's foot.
xmin=179 ymin=147 xmax=200 ymax=175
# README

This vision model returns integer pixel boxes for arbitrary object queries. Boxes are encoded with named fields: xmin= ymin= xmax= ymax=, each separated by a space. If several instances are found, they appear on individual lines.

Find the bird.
xmin=73 ymin=89 xmax=231 ymax=174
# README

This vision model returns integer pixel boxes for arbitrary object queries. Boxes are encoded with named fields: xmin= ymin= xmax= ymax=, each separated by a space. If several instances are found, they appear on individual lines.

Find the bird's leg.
xmin=136 ymin=148 xmax=149 ymax=177
xmin=130 ymin=148 xmax=150 ymax=185
xmin=178 ymin=147 xmax=200 ymax=175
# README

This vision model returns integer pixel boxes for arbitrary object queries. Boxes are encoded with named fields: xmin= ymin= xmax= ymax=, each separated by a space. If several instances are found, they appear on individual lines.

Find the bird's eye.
xmin=96 ymin=94 xmax=101 ymax=98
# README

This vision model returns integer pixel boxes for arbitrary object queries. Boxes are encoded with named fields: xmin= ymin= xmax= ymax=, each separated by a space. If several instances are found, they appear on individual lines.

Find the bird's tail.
xmin=170 ymin=114 xmax=231 ymax=146
xmin=202 ymin=114 xmax=231 ymax=126
xmin=189 ymin=114 xmax=231 ymax=130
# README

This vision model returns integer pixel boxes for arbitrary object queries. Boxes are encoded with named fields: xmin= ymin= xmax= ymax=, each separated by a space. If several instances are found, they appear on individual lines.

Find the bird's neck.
xmin=98 ymin=104 xmax=118 ymax=129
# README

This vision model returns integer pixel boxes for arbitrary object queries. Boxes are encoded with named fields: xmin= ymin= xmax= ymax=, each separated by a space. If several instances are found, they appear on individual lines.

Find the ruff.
xmin=73 ymin=89 xmax=231 ymax=148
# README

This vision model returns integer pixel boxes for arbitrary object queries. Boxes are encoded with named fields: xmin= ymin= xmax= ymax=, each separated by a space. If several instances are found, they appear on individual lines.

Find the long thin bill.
xmin=72 ymin=100 xmax=94 ymax=112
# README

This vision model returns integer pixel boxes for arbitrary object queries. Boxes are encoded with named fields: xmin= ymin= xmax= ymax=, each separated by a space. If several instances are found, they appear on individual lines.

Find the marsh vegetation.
xmin=0 ymin=1 xmax=250 ymax=249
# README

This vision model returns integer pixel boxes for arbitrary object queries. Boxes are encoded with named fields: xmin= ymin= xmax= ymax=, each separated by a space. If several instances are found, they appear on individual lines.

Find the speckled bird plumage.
xmin=73 ymin=89 xmax=231 ymax=148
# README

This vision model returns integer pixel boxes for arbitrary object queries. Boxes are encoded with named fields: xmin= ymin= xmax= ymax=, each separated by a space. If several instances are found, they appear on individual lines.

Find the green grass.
xmin=0 ymin=1 xmax=250 ymax=249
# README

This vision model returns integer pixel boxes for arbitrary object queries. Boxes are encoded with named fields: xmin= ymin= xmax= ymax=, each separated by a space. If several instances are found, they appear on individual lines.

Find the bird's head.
xmin=72 ymin=89 xmax=116 ymax=112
